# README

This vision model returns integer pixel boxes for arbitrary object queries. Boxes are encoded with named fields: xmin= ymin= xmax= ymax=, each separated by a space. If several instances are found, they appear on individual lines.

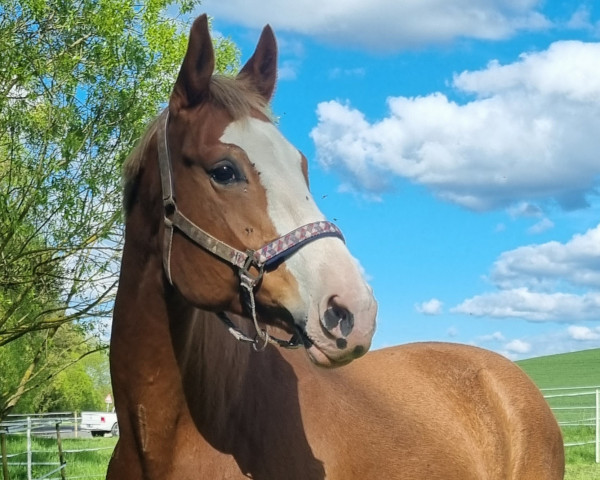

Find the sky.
xmin=197 ymin=0 xmax=600 ymax=360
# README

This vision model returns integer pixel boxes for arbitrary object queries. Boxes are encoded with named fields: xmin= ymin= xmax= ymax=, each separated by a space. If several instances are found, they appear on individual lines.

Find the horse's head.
xmin=153 ymin=15 xmax=376 ymax=367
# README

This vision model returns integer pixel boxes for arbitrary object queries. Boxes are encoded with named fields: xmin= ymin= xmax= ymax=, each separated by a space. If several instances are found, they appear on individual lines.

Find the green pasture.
xmin=518 ymin=348 xmax=600 ymax=480
xmin=518 ymin=348 xmax=600 ymax=389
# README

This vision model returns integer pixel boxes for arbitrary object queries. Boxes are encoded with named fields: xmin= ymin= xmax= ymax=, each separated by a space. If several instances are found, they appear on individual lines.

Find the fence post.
xmin=1 ymin=431 xmax=10 ymax=480
xmin=26 ymin=417 xmax=31 ymax=480
xmin=55 ymin=423 xmax=66 ymax=480
xmin=74 ymin=411 xmax=78 ymax=439
xmin=596 ymin=388 xmax=600 ymax=463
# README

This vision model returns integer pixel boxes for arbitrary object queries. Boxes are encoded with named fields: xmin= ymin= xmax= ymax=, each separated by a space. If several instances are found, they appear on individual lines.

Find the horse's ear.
xmin=238 ymin=25 xmax=277 ymax=102
xmin=170 ymin=14 xmax=215 ymax=111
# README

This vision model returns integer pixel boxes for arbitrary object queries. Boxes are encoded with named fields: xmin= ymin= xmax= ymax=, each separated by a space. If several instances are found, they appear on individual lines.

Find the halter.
xmin=156 ymin=109 xmax=345 ymax=349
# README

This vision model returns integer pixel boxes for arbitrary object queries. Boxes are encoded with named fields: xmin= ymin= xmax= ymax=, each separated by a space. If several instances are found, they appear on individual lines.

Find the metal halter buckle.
xmin=239 ymin=251 xmax=264 ymax=290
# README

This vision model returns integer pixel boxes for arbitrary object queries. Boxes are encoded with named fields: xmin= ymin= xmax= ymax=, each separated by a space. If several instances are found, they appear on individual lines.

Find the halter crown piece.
xmin=156 ymin=109 xmax=345 ymax=349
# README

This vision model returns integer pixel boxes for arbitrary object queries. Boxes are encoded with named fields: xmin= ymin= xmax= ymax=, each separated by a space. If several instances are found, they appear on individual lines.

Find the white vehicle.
xmin=80 ymin=411 xmax=119 ymax=437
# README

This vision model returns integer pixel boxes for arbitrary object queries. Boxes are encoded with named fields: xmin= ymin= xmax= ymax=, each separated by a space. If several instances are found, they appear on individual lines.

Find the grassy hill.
xmin=518 ymin=348 xmax=600 ymax=478
xmin=517 ymin=348 xmax=600 ymax=390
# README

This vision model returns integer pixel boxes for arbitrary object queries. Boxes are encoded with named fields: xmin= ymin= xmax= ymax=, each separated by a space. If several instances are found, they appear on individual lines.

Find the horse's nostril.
xmin=323 ymin=307 xmax=340 ymax=330
xmin=339 ymin=312 xmax=354 ymax=337
xmin=322 ymin=298 xmax=355 ymax=338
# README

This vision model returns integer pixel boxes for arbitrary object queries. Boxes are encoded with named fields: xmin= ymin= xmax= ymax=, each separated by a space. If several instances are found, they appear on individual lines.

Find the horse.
xmin=107 ymin=14 xmax=565 ymax=480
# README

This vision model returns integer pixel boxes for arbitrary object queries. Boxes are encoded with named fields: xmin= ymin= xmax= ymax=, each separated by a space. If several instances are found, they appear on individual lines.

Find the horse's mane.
xmin=122 ymin=75 xmax=269 ymax=216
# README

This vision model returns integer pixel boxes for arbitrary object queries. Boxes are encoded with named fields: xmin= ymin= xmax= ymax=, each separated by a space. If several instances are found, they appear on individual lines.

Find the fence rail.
xmin=542 ymin=386 xmax=600 ymax=463
xmin=0 ymin=412 xmax=112 ymax=480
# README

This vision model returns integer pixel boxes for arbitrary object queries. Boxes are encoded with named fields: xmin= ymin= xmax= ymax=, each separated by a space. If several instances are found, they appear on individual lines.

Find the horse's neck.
xmin=174 ymin=311 xmax=329 ymax=477
xmin=113 ymin=231 xmax=248 ymax=402
xmin=113 ymin=214 xmax=325 ymax=476
xmin=114 ymin=233 xmax=266 ymax=434
xmin=169 ymin=306 xmax=256 ymax=437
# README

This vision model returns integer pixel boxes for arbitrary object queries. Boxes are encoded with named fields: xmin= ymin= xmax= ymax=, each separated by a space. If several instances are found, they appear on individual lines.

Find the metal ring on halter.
xmin=252 ymin=331 xmax=270 ymax=352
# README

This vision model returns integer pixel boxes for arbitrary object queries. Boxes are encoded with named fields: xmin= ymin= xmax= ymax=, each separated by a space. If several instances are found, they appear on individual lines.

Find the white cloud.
xmin=566 ymin=5 xmax=600 ymax=34
xmin=276 ymin=36 xmax=306 ymax=58
xmin=311 ymin=41 xmax=600 ymax=211
xmin=567 ymin=5 xmax=592 ymax=30
xmin=567 ymin=325 xmax=600 ymax=341
xmin=453 ymin=223 xmax=600 ymax=324
xmin=453 ymin=288 xmax=600 ymax=321
xmin=278 ymin=60 xmax=300 ymax=80
xmin=504 ymin=338 xmax=531 ymax=354
xmin=527 ymin=217 xmax=554 ymax=234
xmin=492 ymin=223 xmax=600 ymax=290
xmin=453 ymin=41 xmax=600 ymax=102
xmin=415 ymin=298 xmax=443 ymax=315
xmin=202 ymin=0 xmax=549 ymax=50
xmin=479 ymin=331 xmax=506 ymax=342
xmin=328 ymin=67 xmax=366 ymax=79
xmin=492 ymin=325 xmax=600 ymax=360
xmin=508 ymin=202 xmax=543 ymax=218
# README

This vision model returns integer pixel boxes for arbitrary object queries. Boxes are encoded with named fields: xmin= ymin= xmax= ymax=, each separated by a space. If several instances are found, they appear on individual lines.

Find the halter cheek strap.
xmin=157 ymin=109 xmax=251 ymax=285
xmin=156 ymin=109 xmax=345 ymax=348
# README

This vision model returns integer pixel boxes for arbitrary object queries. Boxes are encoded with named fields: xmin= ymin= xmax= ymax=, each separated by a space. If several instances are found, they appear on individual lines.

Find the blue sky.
xmin=199 ymin=0 xmax=600 ymax=360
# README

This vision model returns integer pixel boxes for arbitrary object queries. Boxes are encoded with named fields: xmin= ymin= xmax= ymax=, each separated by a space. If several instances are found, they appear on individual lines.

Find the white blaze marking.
xmin=220 ymin=118 xmax=324 ymax=234
xmin=220 ymin=118 xmax=349 ymax=322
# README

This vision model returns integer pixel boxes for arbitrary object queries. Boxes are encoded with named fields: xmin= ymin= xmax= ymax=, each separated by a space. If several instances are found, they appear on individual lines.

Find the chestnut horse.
xmin=108 ymin=14 xmax=564 ymax=480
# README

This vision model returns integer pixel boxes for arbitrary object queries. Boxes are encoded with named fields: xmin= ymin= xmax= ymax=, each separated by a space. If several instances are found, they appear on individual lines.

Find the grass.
xmin=565 ymin=464 xmax=600 ymax=480
xmin=518 ymin=348 xmax=600 ymax=480
xmin=517 ymin=348 xmax=600 ymax=389
xmin=2 ymin=435 xmax=116 ymax=480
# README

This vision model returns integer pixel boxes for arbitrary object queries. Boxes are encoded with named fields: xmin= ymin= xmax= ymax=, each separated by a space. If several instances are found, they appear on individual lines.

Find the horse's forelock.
xmin=121 ymin=75 xmax=270 ymax=217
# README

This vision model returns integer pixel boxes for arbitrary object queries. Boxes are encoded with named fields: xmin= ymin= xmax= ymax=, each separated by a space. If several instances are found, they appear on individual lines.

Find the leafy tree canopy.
xmin=0 ymin=0 xmax=240 ymax=418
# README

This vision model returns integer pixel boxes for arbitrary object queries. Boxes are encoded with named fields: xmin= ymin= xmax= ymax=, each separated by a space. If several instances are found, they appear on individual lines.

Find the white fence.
xmin=543 ymin=386 xmax=600 ymax=463
xmin=0 ymin=413 xmax=113 ymax=480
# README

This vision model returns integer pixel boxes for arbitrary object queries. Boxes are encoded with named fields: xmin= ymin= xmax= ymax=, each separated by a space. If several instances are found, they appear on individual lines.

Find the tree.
xmin=10 ymin=325 xmax=107 ymax=413
xmin=0 ymin=0 xmax=240 ymax=419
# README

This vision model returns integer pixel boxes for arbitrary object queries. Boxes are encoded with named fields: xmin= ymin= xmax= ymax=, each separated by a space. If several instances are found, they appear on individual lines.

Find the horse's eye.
xmin=210 ymin=162 xmax=241 ymax=185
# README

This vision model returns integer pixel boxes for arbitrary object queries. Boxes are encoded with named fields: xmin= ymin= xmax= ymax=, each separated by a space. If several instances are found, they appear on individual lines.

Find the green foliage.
xmin=0 ymin=0 xmax=241 ymax=418
xmin=19 ymin=362 xmax=103 ymax=412
xmin=14 ymin=326 xmax=109 ymax=412
xmin=1 ymin=323 xmax=106 ymax=413
xmin=80 ymin=349 xmax=112 ymax=399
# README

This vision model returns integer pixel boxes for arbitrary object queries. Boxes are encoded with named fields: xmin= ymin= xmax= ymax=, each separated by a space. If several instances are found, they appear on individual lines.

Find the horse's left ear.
xmin=238 ymin=25 xmax=277 ymax=102
xmin=170 ymin=14 xmax=215 ymax=111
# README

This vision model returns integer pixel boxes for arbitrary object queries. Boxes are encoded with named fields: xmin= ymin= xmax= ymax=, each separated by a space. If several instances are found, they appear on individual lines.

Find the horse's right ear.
xmin=170 ymin=14 xmax=215 ymax=111
xmin=238 ymin=25 xmax=277 ymax=102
